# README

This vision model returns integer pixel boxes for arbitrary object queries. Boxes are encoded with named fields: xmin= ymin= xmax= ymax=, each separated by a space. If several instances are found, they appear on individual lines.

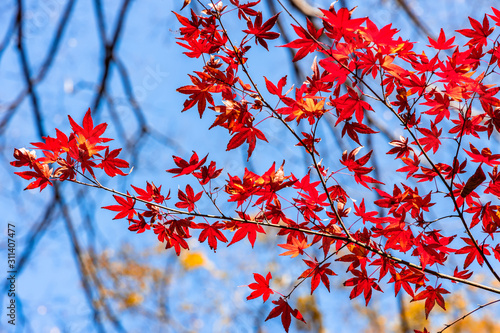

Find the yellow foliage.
xmin=82 ymin=244 xmax=172 ymax=313
xmin=353 ymin=300 xmax=387 ymax=333
xmin=180 ymin=251 xmax=206 ymax=270
xmin=122 ymin=292 xmax=143 ymax=309
xmin=296 ymin=294 xmax=325 ymax=333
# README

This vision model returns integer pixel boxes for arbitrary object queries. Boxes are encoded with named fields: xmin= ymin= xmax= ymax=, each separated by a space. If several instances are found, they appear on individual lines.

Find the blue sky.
xmin=1 ymin=0 xmax=499 ymax=332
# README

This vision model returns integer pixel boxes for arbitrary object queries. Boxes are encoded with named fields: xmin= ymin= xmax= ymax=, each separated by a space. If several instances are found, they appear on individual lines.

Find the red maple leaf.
xmin=299 ymin=259 xmax=336 ymax=294
xmin=387 ymin=136 xmax=414 ymax=159
xmin=321 ymin=7 xmax=366 ymax=41
xmin=265 ymin=297 xmax=306 ymax=333
xmin=464 ymin=144 xmax=500 ymax=166
xmin=397 ymin=155 xmax=420 ymax=179
xmin=278 ymin=237 xmax=311 ymax=258
xmin=175 ymin=184 xmax=203 ymax=211
xmin=380 ymin=55 xmax=408 ymax=80
xmin=177 ymin=73 xmax=215 ymax=117
xmin=102 ymin=193 xmax=136 ymax=220
xmin=295 ymin=131 xmax=321 ymax=155
xmin=457 ymin=14 xmax=494 ymax=47
xmin=373 ymin=217 xmax=415 ymax=253
xmin=14 ymin=162 xmax=53 ymax=191
xmin=340 ymin=147 xmax=383 ymax=188
xmin=225 ymin=170 xmax=259 ymax=206
xmin=360 ymin=19 xmax=400 ymax=47
xmin=421 ymin=91 xmax=451 ymax=124
xmin=277 ymin=220 xmax=310 ymax=244
xmin=53 ymin=154 xmax=77 ymax=181
xmin=131 ymin=182 xmax=167 ymax=204
xmin=295 ymin=178 xmax=328 ymax=206
xmin=337 ymin=243 xmax=370 ymax=271
xmin=489 ymin=7 xmax=500 ymax=26
xmin=387 ymin=267 xmax=420 ymax=297
xmin=357 ymin=48 xmax=379 ymax=79
xmin=230 ymin=0 xmax=259 ymax=20
xmin=193 ymin=160 xmax=223 ymax=185
xmin=412 ymin=284 xmax=449 ymax=318
xmin=97 ymin=147 xmax=129 ymax=177
xmin=343 ymin=268 xmax=383 ymax=305
xmin=243 ymin=12 xmax=280 ymax=50
xmin=427 ymin=28 xmax=456 ymax=50
xmin=452 ymin=267 xmax=473 ymax=281
xmin=166 ymin=232 xmax=190 ymax=256
xmin=304 ymin=57 xmax=334 ymax=94
xmin=460 ymin=164 xmax=487 ymax=198
xmin=353 ymin=199 xmax=379 ymax=224
xmin=416 ymin=122 xmax=442 ymax=153
xmin=281 ymin=18 xmax=324 ymax=61
xmin=11 ymin=148 xmax=37 ymax=168
xmin=247 ymin=272 xmax=274 ymax=302
xmin=177 ymin=37 xmax=217 ymax=58
xmin=166 ymin=151 xmax=208 ymax=177
xmin=455 ymin=237 xmax=490 ymax=269
xmin=413 ymin=164 xmax=444 ymax=183
xmin=449 ymin=113 xmax=486 ymax=138
xmin=226 ymin=124 xmax=268 ymax=160
xmin=341 ymin=121 xmax=378 ymax=145
xmin=335 ymin=86 xmax=373 ymax=125
xmin=174 ymin=10 xmax=202 ymax=40
xmin=128 ymin=214 xmax=151 ymax=234
xmin=196 ymin=222 xmax=228 ymax=251
xmin=264 ymin=75 xmax=288 ymax=97
xmin=227 ymin=218 xmax=266 ymax=248
xmin=153 ymin=223 xmax=169 ymax=243
xmin=403 ymin=73 xmax=428 ymax=97
xmin=68 ymin=108 xmax=111 ymax=156
xmin=493 ymin=244 xmax=500 ymax=262
xmin=411 ymin=231 xmax=453 ymax=269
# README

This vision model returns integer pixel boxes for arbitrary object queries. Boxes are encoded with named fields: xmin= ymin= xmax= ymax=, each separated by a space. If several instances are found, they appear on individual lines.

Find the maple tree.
xmin=11 ymin=1 xmax=500 ymax=332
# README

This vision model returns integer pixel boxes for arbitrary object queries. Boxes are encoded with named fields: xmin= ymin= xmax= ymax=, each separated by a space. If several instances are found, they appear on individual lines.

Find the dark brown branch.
xmin=0 ymin=8 xmax=17 ymax=59
xmin=394 ymin=0 xmax=435 ymax=40
xmin=15 ymin=0 xmax=45 ymax=138
xmin=91 ymin=0 xmax=132 ymax=113
xmin=67 ymin=177 xmax=500 ymax=296
xmin=57 ymin=187 xmax=109 ymax=333
xmin=1 ymin=194 xmax=58 ymax=293
xmin=266 ymin=0 xmax=305 ymax=80
xmin=0 ymin=0 xmax=76 ymax=135
xmin=289 ymin=0 xmax=321 ymax=17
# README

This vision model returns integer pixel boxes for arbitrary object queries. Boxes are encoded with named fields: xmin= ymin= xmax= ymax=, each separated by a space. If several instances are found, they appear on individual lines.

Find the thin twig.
xmin=65 ymin=177 xmax=500 ymax=295
xmin=438 ymin=298 xmax=500 ymax=333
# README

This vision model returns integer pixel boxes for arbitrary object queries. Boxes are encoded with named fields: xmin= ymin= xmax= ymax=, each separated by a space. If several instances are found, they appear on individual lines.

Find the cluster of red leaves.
xmin=12 ymin=2 xmax=500 ymax=332
xmin=11 ymin=109 xmax=129 ymax=190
